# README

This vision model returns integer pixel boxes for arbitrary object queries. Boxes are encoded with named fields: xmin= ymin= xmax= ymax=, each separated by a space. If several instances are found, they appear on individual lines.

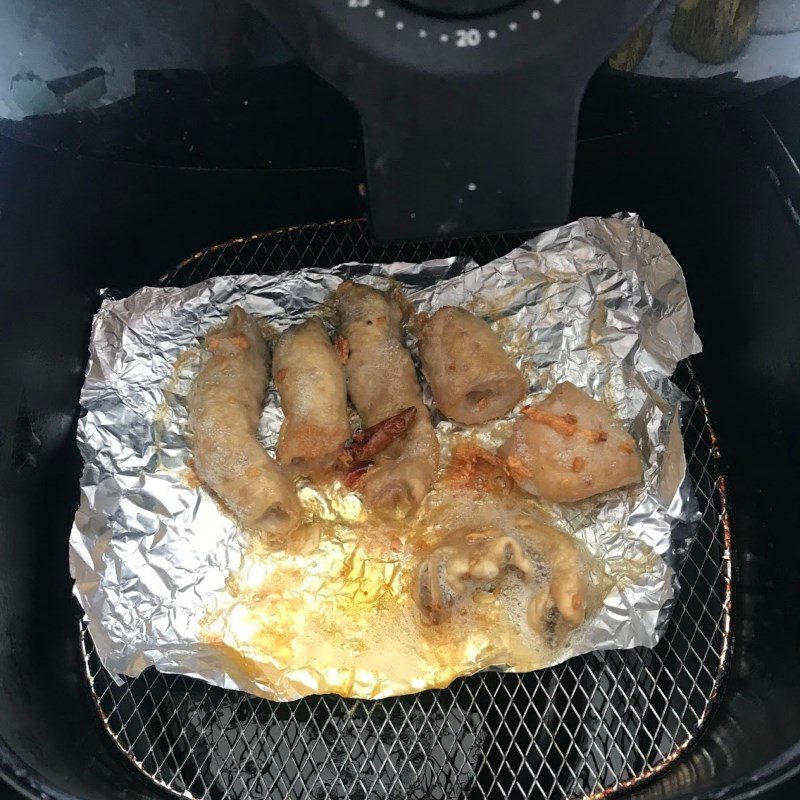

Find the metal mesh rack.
xmin=82 ymin=219 xmax=732 ymax=800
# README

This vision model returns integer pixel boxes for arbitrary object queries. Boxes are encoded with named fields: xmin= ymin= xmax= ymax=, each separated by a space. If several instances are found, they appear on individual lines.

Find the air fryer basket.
xmin=3 ymin=107 xmax=798 ymax=800
xmin=79 ymin=219 xmax=731 ymax=800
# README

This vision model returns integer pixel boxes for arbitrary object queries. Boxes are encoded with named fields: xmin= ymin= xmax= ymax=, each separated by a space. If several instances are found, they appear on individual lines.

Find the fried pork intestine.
xmin=187 ymin=306 xmax=302 ymax=535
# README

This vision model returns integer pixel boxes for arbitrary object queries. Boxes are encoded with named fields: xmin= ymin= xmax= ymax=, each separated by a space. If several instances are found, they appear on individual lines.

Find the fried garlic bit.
xmin=443 ymin=442 xmax=512 ymax=494
xmin=413 ymin=520 xmax=588 ymax=643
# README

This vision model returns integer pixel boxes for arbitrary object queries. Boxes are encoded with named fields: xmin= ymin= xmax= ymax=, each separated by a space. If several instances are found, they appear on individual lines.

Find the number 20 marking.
xmin=455 ymin=28 xmax=481 ymax=46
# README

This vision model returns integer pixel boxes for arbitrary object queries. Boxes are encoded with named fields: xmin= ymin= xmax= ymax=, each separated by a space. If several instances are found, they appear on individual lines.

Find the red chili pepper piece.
xmin=343 ymin=463 xmax=371 ymax=488
xmin=347 ymin=406 xmax=417 ymax=464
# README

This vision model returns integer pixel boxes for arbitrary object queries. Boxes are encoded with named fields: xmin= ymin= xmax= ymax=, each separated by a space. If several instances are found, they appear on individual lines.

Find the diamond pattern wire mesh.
xmin=82 ymin=219 xmax=732 ymax=800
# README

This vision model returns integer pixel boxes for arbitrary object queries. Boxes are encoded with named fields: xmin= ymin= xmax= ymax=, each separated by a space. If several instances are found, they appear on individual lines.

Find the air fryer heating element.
xmin=80 ymin=219 xmax=732 ymax=800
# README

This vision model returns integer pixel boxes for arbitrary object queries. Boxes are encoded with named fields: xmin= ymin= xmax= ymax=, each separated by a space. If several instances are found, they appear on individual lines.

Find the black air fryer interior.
xmin=63 ymin=218 xmax=726 ymax=800
xmin=1 ymin=97 xmax=799 ymax=800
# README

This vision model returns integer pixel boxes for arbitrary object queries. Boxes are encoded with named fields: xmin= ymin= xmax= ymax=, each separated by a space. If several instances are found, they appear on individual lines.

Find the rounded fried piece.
xmin=415 ymin=528 xmax=533 ymax=624
xmin=419 ymin=306 xmax=526 ymax=424
xmin=273 ymin=318 xmax=350 ymax=477
xmin=502 ymin=382 xmax=643 ymax=502
xmin=188 ymin=306 xmax=302 ymax=535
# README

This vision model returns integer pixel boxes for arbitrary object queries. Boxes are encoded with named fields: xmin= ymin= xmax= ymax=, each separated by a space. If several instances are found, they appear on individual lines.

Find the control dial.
xmin=256 ymin=0 xmax=659 ymax=240
xmin=402 ymin=0 xmax=523 ymax=16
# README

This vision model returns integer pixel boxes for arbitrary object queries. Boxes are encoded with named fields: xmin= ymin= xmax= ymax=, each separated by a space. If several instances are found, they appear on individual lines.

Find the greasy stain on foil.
xmin=69 ymin=214 xmax=702 ymax=702
xmin=198 ymin=469 xmax=613 ymax=702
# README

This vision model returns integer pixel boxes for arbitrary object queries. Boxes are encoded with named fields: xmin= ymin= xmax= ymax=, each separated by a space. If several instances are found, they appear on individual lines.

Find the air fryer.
xmin=0 ymin=2 xmax=798 ymax=800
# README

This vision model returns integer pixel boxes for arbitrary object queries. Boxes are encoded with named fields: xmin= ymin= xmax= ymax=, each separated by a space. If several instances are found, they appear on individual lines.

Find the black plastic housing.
xmin=0 ymin=96 xmax=799 ymax=800
xmin=255 ymin=0 xmax=657 ymax=240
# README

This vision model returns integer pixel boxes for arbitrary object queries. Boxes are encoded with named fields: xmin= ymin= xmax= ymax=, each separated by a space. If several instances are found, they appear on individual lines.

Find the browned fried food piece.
xmin=335 ymin=282 xmax=439 ymax=512
xmin=501 ymin=382 xmax=643 ymax=502
xmin=413 ymin=519 xmax=587 ymax=643
xmin=273 ymin=319 xmax=350 ymax=476
xmin=419 ymin=306 xmax=526 ymax=424
xmin=188 ymin=307 xmax=301 ymax=535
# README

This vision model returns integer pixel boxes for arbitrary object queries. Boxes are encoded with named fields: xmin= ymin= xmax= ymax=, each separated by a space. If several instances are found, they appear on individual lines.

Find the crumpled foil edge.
xmin=70 ymin=213 xmax=702 ymax=699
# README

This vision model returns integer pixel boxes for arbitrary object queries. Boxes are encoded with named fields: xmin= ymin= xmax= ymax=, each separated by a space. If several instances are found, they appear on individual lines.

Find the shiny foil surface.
xmin=70 ymin=215 xmax=702 ymax=701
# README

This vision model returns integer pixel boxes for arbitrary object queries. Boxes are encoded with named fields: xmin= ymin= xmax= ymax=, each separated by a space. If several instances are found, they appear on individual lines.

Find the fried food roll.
xmin=501 ymin=381 xmax=643 ymax=503
xmin=187 ymin=306 xmax=302 ymax=535
xmin=273 ymin=319 xmax=350 ymax=476
xmin=336 ymin=282 xmax=439 ymax=512
xmin=418 ymin=306 xmax=526 ymax=424
xmin=413 ymin=518 xmax=587 ymax=643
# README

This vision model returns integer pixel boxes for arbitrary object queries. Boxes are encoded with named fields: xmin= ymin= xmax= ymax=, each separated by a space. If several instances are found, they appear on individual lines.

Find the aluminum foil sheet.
xmin=70 ymin=214 xmax=702 ymax=701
